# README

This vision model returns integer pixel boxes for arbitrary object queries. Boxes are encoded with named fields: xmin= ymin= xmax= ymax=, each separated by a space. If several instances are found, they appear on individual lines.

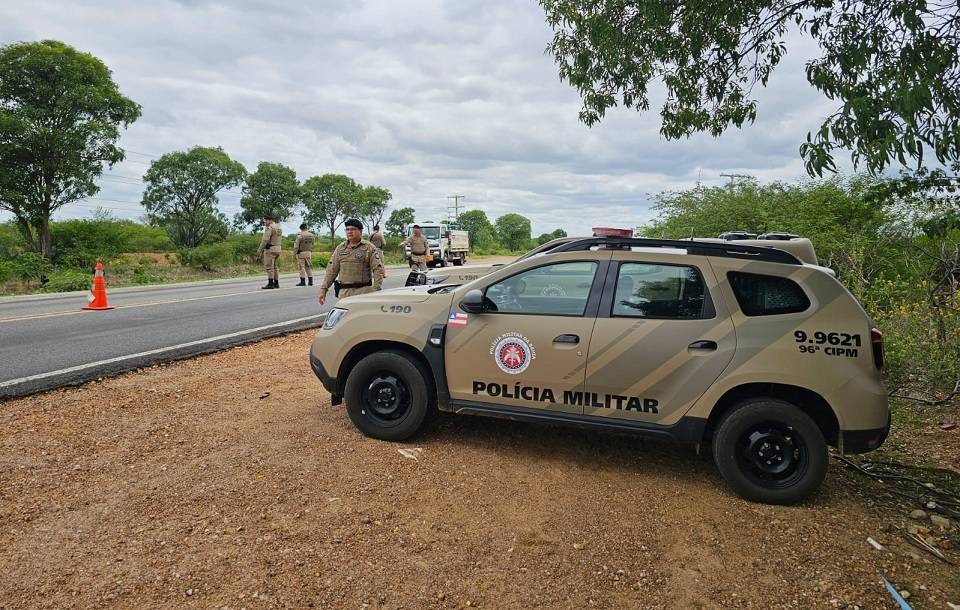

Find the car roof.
xmin=543 ymin=237 xmax=803 ymax=265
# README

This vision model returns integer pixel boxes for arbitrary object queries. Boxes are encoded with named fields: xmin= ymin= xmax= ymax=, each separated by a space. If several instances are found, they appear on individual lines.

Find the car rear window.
xmin=727 ymin=272 xmax=810 ymax=316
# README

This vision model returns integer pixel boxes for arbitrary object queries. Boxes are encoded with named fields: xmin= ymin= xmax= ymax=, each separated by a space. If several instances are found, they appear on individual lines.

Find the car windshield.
xmin=413 ymin=227 xmax=440 ymax=239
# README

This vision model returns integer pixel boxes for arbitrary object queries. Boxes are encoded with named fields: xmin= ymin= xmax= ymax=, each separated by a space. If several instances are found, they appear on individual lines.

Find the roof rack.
xmin=550 ymin=237 xmax=802 ymax=265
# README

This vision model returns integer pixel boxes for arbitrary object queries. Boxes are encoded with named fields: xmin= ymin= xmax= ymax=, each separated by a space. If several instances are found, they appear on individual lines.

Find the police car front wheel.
xmin=712 ymin=398 xmax=828 ymax=505
xmin=344 ymin=351 xmax=431 ymax=441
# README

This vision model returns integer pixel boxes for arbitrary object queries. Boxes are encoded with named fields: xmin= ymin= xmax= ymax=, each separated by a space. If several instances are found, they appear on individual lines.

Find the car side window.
xmin=612 ymin=263 xmax=707 ymax=319
xmin=727 ymin=271 xmax=810 ymax=316
xmin=485 ymin=262 xmax=597 ymax=316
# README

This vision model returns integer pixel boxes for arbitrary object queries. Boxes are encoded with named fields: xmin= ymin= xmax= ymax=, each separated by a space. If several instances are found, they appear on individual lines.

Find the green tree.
xmin=141 ymin=146 xmax=246 ymax=248
xmin=640 ymin=177 xmax=891 ymax=269
xmin=457 ymin=209 xmax=496 ymax=249
xmin=385 ymin=206 xmax=416 ymax=237
xmin=302 ymin=174 xmax=361 ymax=246
xmin=495 ymin=213 xmax=532 ymax=250
xmin=235 ymin=162 xmax=300 ymax=231
xmin=0 ymin=40 xmax=141 ymax=257
xmin=540 ymin=1 xmax=960 ymax=176
xmin=356 ymin=185 xmax=392 ymax=235
xmin=537 ymin=228 xmax=568 ymax=245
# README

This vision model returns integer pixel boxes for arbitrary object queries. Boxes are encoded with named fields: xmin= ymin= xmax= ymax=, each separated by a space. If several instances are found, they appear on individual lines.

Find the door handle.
xmin=688 ymin=340 xmax=718 ymax=351
xmin=553 ymin=334 xmax=580 ymax=344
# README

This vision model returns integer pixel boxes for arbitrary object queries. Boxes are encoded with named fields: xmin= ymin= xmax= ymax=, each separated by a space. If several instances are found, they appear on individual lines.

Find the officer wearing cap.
xmin=369 ymin=224 xmax=387 ymax=279
xmin=318 ymin=218 xmax=384 ymax=305
xmin=293 ymin=223 xmax=316 ymax=286
xmin=256 ymin=214 xmax=283 ymax=289
xmin=404 ymin=224 xmax=429 ymax=272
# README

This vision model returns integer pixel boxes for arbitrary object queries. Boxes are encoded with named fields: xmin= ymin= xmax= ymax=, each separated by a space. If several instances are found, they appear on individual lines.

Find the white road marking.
xmin=0 ymin=313 xmax=327 ymax=389
xmin=0 ymin=286 xmax=304 ymax=323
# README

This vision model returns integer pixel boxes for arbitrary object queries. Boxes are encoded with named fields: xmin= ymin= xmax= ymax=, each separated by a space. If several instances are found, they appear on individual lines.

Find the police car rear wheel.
xmin=713 ymin=398 xmax=827 ymax=505
xmin=344 ymin=351 xmax=430 ymax=441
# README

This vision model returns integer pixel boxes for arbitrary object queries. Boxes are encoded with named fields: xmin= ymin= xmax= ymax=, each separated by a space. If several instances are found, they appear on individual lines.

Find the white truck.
xmin=404 ymin=222 xmax=470 ymax=267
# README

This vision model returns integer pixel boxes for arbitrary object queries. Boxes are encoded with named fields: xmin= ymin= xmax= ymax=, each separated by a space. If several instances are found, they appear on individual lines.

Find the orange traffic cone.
xmin=83 ymin=262 xmax=114 ymax=311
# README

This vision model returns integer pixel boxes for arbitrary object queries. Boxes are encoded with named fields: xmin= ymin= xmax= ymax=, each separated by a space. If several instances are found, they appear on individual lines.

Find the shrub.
xmin=12 ymin=252 xmax=52 ymax=283
xmin=118 ymin=221 xmax=175 ymax=252
xmin=42 ymin=269 xmax=91 ymax=293
xmin=0 ymin=260 xmax=12 ymax=282
xmin=225 ymin=234 xmax=261 ymax=263
xmin=49 ymin=219 xmax=129 ymax=269
xmin=0 ymin=222 xmax=24 ymax=260
xmin=178 ymin=242 xmax=238 ymax=271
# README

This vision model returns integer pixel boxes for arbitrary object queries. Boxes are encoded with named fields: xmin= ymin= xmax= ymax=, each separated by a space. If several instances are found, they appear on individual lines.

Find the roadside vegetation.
xmin=640 ymin=175 xmax=960 ymax=399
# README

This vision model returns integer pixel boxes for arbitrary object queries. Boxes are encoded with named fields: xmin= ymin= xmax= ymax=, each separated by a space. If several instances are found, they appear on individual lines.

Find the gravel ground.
xmin=1 ymin=332 xmax=958 ymax=609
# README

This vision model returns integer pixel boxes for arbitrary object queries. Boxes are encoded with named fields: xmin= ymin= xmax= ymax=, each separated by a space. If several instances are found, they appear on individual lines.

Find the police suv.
xmin=310 ymin=237 xmax=889 ymax=504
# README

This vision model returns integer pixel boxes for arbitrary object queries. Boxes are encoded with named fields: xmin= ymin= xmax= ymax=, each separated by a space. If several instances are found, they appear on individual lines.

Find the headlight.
xmin=323 ymin=308 xmax=347 ymax=330
xmin=427 ymin=276 xmax=449 ymax=285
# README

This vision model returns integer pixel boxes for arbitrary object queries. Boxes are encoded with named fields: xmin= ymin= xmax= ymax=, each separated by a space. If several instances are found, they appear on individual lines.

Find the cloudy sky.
xmin=1 ymin=0 xmax=849 ymax=236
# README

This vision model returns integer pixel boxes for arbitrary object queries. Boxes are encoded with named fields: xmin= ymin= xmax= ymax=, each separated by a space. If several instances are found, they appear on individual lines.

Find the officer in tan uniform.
xmin=369 ymin=224 xmax=386 ymax=250
xmin=369 ymin=224 xmax=387 ymax=279
xmin=403 ymin=224 xmax=429 ymax=272
xmin=293 ymin=223 xmax=316 ymax=286
xmin=318 ymin=218 xmax=384 ymax=305
xmin=256 ymin=214 xmax=283 ymax=289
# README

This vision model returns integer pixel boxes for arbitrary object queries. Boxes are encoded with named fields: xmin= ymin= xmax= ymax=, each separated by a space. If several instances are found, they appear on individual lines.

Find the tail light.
xmin=870 ymin=328 xmax=884 ymax=370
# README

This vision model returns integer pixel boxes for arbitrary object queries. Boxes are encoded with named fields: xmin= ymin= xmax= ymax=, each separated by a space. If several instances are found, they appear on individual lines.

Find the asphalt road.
xmin=0 ymin=271 xmax=407 ymax=398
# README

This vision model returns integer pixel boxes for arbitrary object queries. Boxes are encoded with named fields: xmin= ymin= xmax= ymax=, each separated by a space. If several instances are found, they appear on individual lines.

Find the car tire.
xmin=452 ymin=258 xmax=463 ymax=266
xmin=712 ymin=398 xmax=828 ymax=505
xmin=344 ymin=351 xmax=431 ymax=441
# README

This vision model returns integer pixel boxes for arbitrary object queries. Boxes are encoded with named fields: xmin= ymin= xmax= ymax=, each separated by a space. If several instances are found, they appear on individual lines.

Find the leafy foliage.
xmin=0 ymin=40 xmax=141 ymax=256
xmin=642 ymin=176 xmax=959 ymax=389
xmin=49 ymin=218 xmax=129 ymax=269
xmin=457 ymin=209 xmax=496 ymax=249
xmin=11 ymin=251 xmax=51 ymax=283
xmin=302 ymin=174 xmax=361 ymax=245
xmin=540 ymin=0 xmax=960 ymax=176
xmin=42 ymin=269 xmax=91 ymax=292
xmin=235 ymin=162 xmax=300 ymax=231
xmin=141 ymin=146 xmax=246 ymax=248
xmin=537 ymin=228 xmax=568 ymax=244
xmin=495 ymin=213 xmax=533 ymax=250
xmin=356 ymin=186 xmax=392 ymax=234
xmin=385 ymin=207 xmax=416 ymax=237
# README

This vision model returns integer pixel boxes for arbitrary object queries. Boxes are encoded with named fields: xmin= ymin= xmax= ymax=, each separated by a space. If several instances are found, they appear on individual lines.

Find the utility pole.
xmin=719 ymin=173 xmax=753 ymax=184
xmin=447 ymin=195 xmax=465 ymax=223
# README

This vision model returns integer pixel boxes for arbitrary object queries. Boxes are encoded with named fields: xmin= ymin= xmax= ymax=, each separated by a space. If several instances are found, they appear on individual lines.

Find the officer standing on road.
xmin=404 ymin=224 xmax=429 ymax=272
xmin=369 ymin=224 xmax=387 ymax=279
xmin=318 ymin=218 xmax=384 ymax=305
xmin=256 ymin=214 xmax=283 ymax=290
xmin=293 ymin=223 xmax=316 ymax=287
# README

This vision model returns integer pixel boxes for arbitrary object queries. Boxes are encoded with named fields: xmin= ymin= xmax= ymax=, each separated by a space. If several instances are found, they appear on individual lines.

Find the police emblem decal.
xmin=490 ymin=332 xmax=536 ymax=375
xmin=354 ymin=250 xmax=364 ymax=260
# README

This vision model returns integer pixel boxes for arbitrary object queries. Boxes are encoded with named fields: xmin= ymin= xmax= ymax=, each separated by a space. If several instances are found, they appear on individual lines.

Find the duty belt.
xmin=339 ymin=281 xmax=372 ymax=289
xmin=412 ymin=250 xmax=426 ymax=255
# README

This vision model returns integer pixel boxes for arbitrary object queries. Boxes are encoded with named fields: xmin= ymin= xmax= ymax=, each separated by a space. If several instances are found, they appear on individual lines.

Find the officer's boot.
xmin=272 ymin=277 xmax=279 ymax=289
xmin=308 ymin=276 xmax=313 ymax=286
xmin=296 ymin=277 xmax=306 ymax=287
xmin=262 ymin=277 xmax=272 ymax=290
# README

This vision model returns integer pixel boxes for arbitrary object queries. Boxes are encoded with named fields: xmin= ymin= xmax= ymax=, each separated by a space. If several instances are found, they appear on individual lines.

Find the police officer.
xmin=256 ymin=214 xmax=283 ymax=289
xmin=369 ymin=224 xmax=387 ymax=279
xmin=318 ymin=218 xmax=384 ymax=305
xmin=369 ymin=224 xmax=386 ymax=250
xmin=293 ymin=223 xmax=316 ymax=286
xmin=404 ymin=224 xmax=429 ymax=272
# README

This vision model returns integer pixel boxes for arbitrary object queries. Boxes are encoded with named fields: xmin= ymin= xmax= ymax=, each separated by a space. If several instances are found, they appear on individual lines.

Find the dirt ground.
xmin=1 ymin=332 xmax=958 ymax=609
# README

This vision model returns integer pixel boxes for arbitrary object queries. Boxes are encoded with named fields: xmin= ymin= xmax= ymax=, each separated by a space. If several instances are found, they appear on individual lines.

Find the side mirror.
xmin=460 ymin=288 xmax=492 ymax=313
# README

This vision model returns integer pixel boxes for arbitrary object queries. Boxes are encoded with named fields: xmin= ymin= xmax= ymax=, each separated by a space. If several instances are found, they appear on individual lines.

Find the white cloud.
xmin=1 ymin=0 xmax=853 ymax=236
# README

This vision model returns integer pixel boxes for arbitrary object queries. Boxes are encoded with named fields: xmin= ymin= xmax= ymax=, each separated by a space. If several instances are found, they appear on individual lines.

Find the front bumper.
xmin=841 ymin=411 xmax=891 ymax=454
xmin=309 ymin=352 xmax=342 ymax=405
